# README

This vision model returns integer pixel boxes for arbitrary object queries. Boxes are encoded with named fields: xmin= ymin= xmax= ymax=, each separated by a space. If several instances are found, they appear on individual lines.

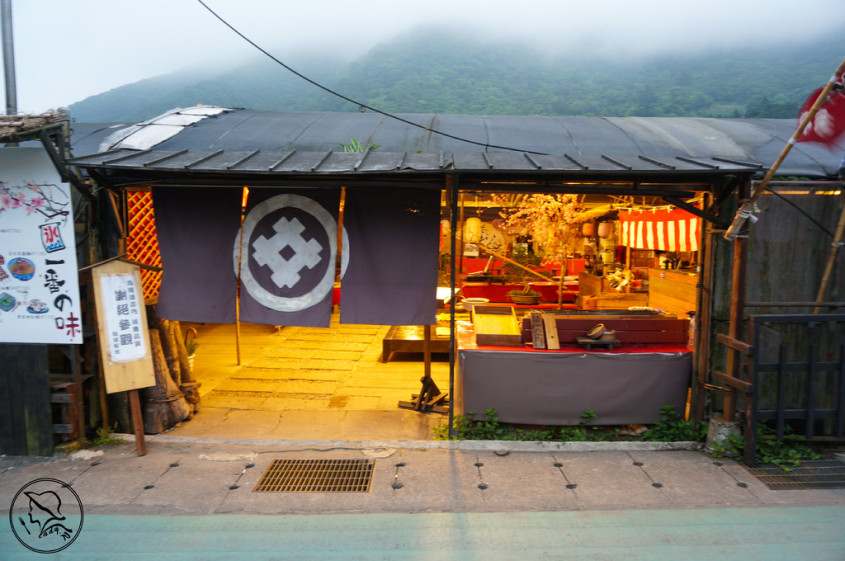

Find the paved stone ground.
xmin=2 ymin=441 xmax=844 ymax=559
xmin=3 ymin=441 xmax=843 ymax=516
xmin=173 ymin=318 xmax=451 ymax=441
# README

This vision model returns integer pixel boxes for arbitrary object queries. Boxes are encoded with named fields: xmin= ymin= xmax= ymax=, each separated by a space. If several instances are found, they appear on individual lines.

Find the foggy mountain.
xmin=67 ymin=28 xmax=845 ymax=123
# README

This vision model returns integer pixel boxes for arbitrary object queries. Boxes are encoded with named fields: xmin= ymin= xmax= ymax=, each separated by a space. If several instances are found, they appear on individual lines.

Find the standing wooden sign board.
xmin=530 ymin=311 xmax=546 ymax=350
xmin=543 ymin=313 xmax=561 ymax=350
xmin=91 ymin=259 xmax=155 ymax=455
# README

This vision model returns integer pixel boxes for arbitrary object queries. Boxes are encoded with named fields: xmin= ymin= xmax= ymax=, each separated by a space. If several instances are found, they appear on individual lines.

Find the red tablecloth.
xmin=461 ymin=282 xmax=577 ymax=303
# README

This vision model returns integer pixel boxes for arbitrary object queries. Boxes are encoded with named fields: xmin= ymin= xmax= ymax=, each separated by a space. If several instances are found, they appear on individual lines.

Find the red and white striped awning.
xmin=619 ymin=208 xmax=700 ymax=252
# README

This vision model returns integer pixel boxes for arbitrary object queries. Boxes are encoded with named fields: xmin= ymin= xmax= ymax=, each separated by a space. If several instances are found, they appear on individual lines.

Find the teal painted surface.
xmin=1 ymin=506 xmax=843 ymax=560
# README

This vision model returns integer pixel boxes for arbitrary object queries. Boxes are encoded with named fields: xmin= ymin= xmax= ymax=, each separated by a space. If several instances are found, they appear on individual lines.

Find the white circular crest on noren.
xmin=234 ymin=193 xmax=345 ymax=312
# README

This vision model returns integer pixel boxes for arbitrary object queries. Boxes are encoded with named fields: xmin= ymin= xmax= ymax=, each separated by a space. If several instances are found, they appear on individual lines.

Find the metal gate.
xmin=714 ymin=314 xmax=845 ymax=465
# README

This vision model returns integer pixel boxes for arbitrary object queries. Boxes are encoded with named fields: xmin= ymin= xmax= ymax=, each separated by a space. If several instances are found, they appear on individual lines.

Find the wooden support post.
xmin=723 ymin=233 xmax=747 ymax=422
xmin=398 ymin=324 xmax=449 ymax=414
xmin=459 ymin=194 xmax=465 ymax=283
xmin=447 ymin=176 xmax=458 ymax=437
xmin=71 ymin=346 xmax=85 ymax=441
xmin=235 ymin=313 xmax=242 ymax=365
xmin=127 ymin=389 xmax=146 ymax=456
xmin=412 ymin=325 xmax=432 ymax=410
xmin=558 ymin=257 xmax=566 ymax=309
xmin=423 ymin=324 xmax=432 ymax=378
xmin=693 ymin=216 xmax=716 ymax=425
xmin=234 ymin=186 xmax=250 ymax=366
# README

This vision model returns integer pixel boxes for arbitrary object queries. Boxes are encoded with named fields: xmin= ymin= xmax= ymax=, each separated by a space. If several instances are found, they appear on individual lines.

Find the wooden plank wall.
xmin=0 ymin=345 xmax=54 ymax=456
xmin=744 ymin=191 xmax=845 ymax=414
xmin=747 ymin=191 xmax=844 ymax=306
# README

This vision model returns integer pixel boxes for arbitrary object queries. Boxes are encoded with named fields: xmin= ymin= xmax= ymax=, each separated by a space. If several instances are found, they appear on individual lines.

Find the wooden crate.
xmin=594 ymin=292 xmax=649 ymax=309
xmin=472 ymin=305 xmax=522 ymax=346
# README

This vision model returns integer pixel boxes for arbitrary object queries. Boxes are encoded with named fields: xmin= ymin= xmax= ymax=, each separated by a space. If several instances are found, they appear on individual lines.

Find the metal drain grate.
xmin=253 ymin=459 xmax=374 ymax=493
xmin=749 ymin=457 xmax=845 ymax=490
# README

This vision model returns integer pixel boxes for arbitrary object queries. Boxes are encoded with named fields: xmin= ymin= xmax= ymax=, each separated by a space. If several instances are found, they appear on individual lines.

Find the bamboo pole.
xmin=476 ymin=243 xmax=557 ymax=283
xmin=814 ymin=200 xmax=845 ymax=313
xmin=724 ymin=57 xmax=845 ymax=241
xmin=453 ymin=228 xmax=557 ymax=284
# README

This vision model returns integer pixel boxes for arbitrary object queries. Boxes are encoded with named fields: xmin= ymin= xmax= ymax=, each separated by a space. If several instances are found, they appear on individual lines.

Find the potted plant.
xmin=507 ymin=284 xmax=542 ymax=305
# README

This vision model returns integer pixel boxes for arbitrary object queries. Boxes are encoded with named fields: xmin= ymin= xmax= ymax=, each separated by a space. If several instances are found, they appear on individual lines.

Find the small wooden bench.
xmin=382 ymin=325 xmax=450 ymax=362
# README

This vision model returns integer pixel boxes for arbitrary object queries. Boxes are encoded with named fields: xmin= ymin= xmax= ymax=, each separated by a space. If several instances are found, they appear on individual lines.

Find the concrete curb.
xmin=113 ymin=433 xmax=704 ymax=453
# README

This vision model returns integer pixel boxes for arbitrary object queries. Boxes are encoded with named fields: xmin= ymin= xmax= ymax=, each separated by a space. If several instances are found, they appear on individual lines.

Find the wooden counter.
xmin=456 ymin=323 xmax=692 ymax=425
xmin=648 ymin=268 xmax=698 ymax=318
xmin=577 ymin=271 xmax=648 ymax=309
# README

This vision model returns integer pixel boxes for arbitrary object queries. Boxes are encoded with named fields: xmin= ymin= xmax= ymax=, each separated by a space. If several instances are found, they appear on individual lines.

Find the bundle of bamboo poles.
xmin=141 ymin=313 xmax=201 ymax=434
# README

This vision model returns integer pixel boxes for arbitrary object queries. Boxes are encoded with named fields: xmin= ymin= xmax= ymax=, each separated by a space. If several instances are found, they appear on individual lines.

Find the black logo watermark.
xmin=9 ymin=478 xmax=84 ymax=554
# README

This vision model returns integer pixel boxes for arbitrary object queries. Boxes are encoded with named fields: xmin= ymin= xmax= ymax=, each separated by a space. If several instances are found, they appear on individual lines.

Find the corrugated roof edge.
xmin=67 ymin=148 xmax=759 ymax=176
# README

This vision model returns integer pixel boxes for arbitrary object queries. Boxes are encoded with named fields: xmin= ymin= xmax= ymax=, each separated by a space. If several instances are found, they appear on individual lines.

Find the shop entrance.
xmin=125 ymin=190 xmax=449 ymax=442
xmin=165 ymin=318 xmax=450 ymax=441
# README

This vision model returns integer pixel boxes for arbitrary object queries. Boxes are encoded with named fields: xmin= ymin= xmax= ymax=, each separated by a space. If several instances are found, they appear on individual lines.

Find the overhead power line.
xmin=196 ymin=0 xmax=548 ymax=155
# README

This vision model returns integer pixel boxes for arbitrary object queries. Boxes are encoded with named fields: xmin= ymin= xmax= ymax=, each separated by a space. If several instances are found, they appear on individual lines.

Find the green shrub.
xmin=95 ymin=425 xmax=126 ymax=446
xmin=711 ymin=424 xmax=820 ymax=471
xmin=432 ymin=408 xmax=624 ymax=442
xmin=643 ymin=406 xmax=706 ymax=442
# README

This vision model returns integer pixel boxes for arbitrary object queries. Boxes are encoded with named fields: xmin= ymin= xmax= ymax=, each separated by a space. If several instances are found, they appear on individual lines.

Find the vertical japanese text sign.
xmin=92 ymin=260 xmax=155 ymax=394
xmin=0 ymin=148 xmax=83 ymax=344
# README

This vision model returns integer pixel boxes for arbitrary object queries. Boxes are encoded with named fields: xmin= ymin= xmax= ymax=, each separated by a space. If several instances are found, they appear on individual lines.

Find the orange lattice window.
xmin=126 ymin=190 xmax=162 ymax=299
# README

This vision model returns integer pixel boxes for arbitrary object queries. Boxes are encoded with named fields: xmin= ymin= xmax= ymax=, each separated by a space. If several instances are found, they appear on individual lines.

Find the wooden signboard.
xmin=91 ymin=260 xmax=155 ymax=394
xmin=529 ymin=311 xmax=546 ymax=350
xmin=542 ymin=313 xmax=560 ymax=350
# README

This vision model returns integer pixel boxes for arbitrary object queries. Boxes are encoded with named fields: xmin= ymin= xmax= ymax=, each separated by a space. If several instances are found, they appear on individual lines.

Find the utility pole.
xmin=2 ymin=0 xmax=17 ymax=115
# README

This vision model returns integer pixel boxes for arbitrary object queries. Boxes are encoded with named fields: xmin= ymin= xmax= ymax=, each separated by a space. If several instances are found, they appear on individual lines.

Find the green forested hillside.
xmin=68 ymin=28 xmax=845 ymax=122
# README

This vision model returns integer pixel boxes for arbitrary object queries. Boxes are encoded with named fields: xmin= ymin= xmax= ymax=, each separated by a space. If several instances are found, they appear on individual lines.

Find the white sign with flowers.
xmin=0 ymin=148 xmax=82 ymax=344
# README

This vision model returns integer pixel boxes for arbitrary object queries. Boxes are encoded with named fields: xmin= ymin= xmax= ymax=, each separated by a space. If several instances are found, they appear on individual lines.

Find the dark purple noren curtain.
xmin=237 ymin=189 xmax=341 ymax=328
xmin=152 ymin=187 xmax=242 ymax=323
xmin=340 ymin=187 xmax=440 ymax=325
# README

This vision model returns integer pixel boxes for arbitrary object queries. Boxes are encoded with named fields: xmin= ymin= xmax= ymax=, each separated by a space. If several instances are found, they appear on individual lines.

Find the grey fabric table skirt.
xmin=456 ymin=349 xmax=691 ymax=425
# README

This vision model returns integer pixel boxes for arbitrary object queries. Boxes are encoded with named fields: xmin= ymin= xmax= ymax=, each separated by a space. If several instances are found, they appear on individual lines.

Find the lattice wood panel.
xmin=126 ymin=191 xmax=161 ymax=299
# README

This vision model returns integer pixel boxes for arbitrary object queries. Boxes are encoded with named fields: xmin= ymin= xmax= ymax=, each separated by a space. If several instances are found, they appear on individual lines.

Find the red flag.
xmin=797 ymin=75 xmax=845 ymax=148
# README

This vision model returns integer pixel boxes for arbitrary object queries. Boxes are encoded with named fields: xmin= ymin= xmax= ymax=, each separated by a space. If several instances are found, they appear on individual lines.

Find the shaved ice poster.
xmin=0 ymin=148 xmax=82 ymax=344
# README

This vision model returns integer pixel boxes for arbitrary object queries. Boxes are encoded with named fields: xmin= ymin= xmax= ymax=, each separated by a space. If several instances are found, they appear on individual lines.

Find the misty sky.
xmin=3 ymin=0 xmax=845 ymax=114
